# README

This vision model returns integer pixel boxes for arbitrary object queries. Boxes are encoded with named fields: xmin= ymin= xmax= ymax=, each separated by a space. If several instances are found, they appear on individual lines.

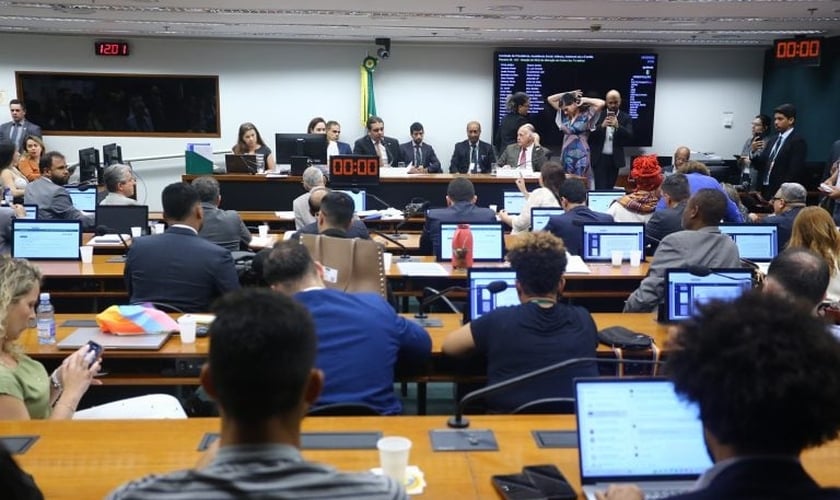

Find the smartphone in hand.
xmin=85 ymin=340 xmax=103 ymax=367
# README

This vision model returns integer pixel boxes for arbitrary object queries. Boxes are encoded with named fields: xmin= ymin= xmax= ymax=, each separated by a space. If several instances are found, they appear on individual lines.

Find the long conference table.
xmin=6 ymin=416 xmax=840 ymax=499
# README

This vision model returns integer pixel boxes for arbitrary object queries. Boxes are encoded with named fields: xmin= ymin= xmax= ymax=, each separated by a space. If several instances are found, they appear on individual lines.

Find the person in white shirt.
xmin=499 ymin=161 xmax=564 ymax=233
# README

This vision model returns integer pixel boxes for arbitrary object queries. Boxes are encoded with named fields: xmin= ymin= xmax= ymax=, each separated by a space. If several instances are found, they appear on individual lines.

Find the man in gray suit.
xmin=193 ymin=175 xmax=251 ymax=252
xmin=292 ymin=166 xmax=326 ymax=230
xmin=496 ymin=124 xmax=547 ymax=172
xmin=0 ymin=99 xmax=42 ymax=152
xmin=624 ymin=188 xmax=741 ymax=312
xmin=99 ymin=164 xmax=139 ymax=206
xmin=24 ymin=151 xmax=94 ymax=230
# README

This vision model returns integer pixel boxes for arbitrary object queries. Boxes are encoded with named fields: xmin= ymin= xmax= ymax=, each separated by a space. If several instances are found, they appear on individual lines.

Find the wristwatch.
xmin=50 ymin=369 xmax=63 ymax=392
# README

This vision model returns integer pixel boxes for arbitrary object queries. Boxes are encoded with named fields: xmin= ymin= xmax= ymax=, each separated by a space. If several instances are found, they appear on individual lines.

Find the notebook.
xmin=224 ymin=154 xmax=258 ymax=174
xmin=575 ymin=378 xmax=713 ymax=500
xmin=531 ymin=207 xmax=565 ymax=232
xmin=436 ymin=222 xmax=504 ymax=262
xmin=64 ymin=186 xmax=98 ymax=212
xmin=662 ymin=268 xmax=753 ymax=322
xmin=717 ymin=223 xmax=778 ymax=262
xmin=95 ymin=205 xmax=149 ymax=236
xmin=21 ymin=204 xmax=38 ymax=219
xmin=587 ymin=190 xmax=623 ymax=213
xmin=57 ymin=328 xmax=172 ymax=350
xmin=580 ymin=223 xmax=645 ymax=262
xmin=12 ymin=220 xmax=82 ymax=260
xmin=465 ymin=268 xmax=519 ymax=321
xmin=503 ymin=191 xmax=526 ymax=215
xmin=336 ymin=189 xmax=366 ymax=212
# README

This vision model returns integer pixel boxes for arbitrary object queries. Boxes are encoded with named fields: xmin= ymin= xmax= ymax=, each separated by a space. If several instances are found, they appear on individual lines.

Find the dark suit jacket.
xmin=124 ymin=226 xmax=241 ymax=312
xmin=399 ymin=141 xmax=442 ymax=173
xmin=644 ymin=201 xmax=686 ymax=254
xmin=760 ymin=205 xmax=803 ymax=250
xmin=755 ymin=129 xmax=808 ymax=198
xmin=450 ymin=140 xmax=496 ymax=174
xmin=543 ymin=206 xmax=614 ymax=256
xmin=496 ymin=143 xmax=548 ymax=172
xmin=336 ymin=141 xmax=352 ymax=155
xmin=352 ymin=136 xmax=402 ymax=167
xmin=296 ymin=220 xmax=371 ymax=240
xmin=495 ymin=113 xmax=529 ymax=153
xmin=198 ymin=202 xmax=251 ymax=252
xmin=0 ymin=119 xmax=42 ymax=151
xmin=668 ymin=458 xmax=840 ymax=500
xmin=588 ymin=110 xmax=633 ymax=170
xmin=419 ymin=201 xmax=497 ymax=256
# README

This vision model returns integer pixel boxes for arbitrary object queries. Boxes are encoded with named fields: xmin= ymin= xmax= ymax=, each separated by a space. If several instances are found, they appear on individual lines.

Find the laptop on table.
xmin=96 ymin=205 xmax=150 ymax=236
xmin=57 ymin=328 xmax=172 ymax=350
xmin=503 ymin=191 xmax=526 ymax=215
xmin=530 ymin=207 xmax=565 ymax=232
xmin=661 ymin=268 xmax=753 ymax=323
xmin=224 ymin=154 xmax=259 ymax=174
xmin=21 ymin=204 xmax=38 ymax=219
xmin=575 ymin=377 xmax=713 ymax=500
xmin=64 ymin=186 xmax=98 ymax=213
xmin=717 ymin=223 xmax=778 ymax=273
xmin=465 ymin=268 xmax=519 ymax=322
xmin=436 ymin=222 xmax=504 ymax=262
xmin=12 ymin=220 xmax=82 ymax=260
xmin=336 ymin=189 xmax=366 ymax=212
xmin=580 ymin=223 xmax=645 ymax=262
xmin=587 ymin=190 xmax=623 ymax=214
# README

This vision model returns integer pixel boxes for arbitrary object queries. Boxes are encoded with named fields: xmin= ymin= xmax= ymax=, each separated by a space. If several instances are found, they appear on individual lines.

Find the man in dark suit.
xmin=543 ymin=180 xmax=613 ymax=255
xmin=748 ymin=182 xmax=805 ymax=250
xmin=398 ymin=122 xmax=441 ymax=174
xmin=296 ymin=189 xmax=370 ymax=240
xmin=352 ymin=116 xmax=402 ymax=167
xmin=645 ymin=173 xmax=690 ymax=254
xmin=23 ymin=151 xmax=94 ymax=230
xmin=595 ymin=292 xmax=840 ymax=500
xmin=496 ymin=124 xmax=547 ymax=172
xmin=588 ymin=90 xmax=633 ymax=189
xmin=0 ymin=99 xmax=42 ymax=152
xmin=419 ymin=177 xmax=497 ymax=256
xmin=124 ymin=182 xmax=240 ymax=312
xmin=326 ymin=120 xmax=352 ymax=156
xmin=754 ymin=103 xmax=808 ymax=199
xmin=192 ymin=175 xmax=251 ymax=252
xmin=450 ymin=121 xmax=496 ymax=174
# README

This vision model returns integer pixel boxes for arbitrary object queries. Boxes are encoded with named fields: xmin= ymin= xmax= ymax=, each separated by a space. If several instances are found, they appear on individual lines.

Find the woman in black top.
xmin=495 ymin=91 xmax=531 ymax=154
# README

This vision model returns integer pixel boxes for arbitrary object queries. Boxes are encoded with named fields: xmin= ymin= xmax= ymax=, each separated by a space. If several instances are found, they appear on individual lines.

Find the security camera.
xmin=377 ymin=47 xmax=390 ymax=59
xmin=375 ymin=37 xmax=391 ymax=60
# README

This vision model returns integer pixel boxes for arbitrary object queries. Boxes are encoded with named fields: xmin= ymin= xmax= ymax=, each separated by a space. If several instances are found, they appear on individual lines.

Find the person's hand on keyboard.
xmin=595 ymin=484 xmax=644 ymax=500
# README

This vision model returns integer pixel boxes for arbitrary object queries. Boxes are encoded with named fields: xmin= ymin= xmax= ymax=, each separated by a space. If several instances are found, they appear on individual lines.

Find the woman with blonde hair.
xmin=0 ymin=257 xmax=101 ymax=419
xmin=17 ymin=135 xmax=44 ymax=181
xmin=788 ymin=206 xmax=840 ymax=302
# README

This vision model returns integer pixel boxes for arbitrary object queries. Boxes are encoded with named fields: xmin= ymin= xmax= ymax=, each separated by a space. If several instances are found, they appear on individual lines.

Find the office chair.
xmin=299 ymin=234 xmax=387 ymax=297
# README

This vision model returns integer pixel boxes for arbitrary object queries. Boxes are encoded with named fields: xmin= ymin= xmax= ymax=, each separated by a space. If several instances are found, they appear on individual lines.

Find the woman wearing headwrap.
xmin=607 ymin=155 xmax=663 ymax=223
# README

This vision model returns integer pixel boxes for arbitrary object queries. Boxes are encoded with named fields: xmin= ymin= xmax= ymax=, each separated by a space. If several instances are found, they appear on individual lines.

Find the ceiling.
xmin=1 ymin=0 xmax=838 ymax=47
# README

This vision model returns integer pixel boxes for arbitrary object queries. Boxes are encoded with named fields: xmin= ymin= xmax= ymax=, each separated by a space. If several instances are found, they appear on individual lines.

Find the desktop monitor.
xmin=436 ymin=222 xmax=504 ymax=262
xmin=531 ymin=207 xmax=565 ymax=232
xmin=717 ymin=223 xmax=779 ymax=262
xmin=64 ymin=186 xmax=98 ymax=213
xmin=336 ymin=189 xmax=366 ymax=212
xmin=275 ymin=133 xmax=328 ymax=169
xmin=587 ymin=190 xmax=623 ymax=213
xmin=663 ymin=268 xmax=753 ymax=322
xmin=12 ymin=220 xmax=83 ymax=260
xmin=466 ymin=268 xmax=520 ymax=321
xmin=95 ymin=205 xmax=150 ymax=236
xmin=102 ymin=143 xmax=123 ymax=167
xmin=580 ymin=223 xmax=645 ymax=262
xmin=78 ymin=147 xmax=101 ymax=185
xmin=503 ymin=191 xmax=526 ymax=215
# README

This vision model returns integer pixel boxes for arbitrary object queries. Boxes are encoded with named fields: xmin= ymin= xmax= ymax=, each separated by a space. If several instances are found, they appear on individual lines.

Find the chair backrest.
xmin=299 ymin=234 xmax=386 ymax=297
xmin=73 ymin=394 xmax=187 ymax=419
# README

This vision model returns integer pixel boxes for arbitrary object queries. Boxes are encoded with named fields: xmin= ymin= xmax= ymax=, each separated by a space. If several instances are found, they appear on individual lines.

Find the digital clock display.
xmin=773 ymin=37 xmax=821 ymax=65
xmin=95 ymin=41 xmax=130 ymax=57
xmin=329 ymin=155 xmax=380 ymax=187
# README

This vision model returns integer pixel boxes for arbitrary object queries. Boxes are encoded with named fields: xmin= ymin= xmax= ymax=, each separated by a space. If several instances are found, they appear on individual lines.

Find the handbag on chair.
xmin=299 ymin=234 xmax=387 ymax=297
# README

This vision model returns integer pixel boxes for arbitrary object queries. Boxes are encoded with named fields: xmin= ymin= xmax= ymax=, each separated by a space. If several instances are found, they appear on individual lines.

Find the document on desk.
xmin=88 ymin=234 xmax=130 ymax=245
xmin=274 ymin=211 xmax=295 ymax=219
xmin=396 ymin=262 xmax=449 ymax=276
xmin=565 ymin=255 xmax=591 ymax=274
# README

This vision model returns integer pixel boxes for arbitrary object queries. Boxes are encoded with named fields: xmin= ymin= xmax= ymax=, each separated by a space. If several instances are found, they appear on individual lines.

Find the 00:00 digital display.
xmin=774 ymin=39 xmax=820 ymax=59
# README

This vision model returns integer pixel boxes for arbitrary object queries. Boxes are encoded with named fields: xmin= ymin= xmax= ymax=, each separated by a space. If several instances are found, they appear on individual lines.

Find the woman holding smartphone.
xmin=547 ymin=89 xmax=605 ymax=187
xmin=0 ymin=258 xmax=102 ymax=419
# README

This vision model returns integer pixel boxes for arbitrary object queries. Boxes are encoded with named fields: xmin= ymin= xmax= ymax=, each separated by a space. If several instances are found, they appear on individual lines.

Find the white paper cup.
xmin=258 ymin=224 xmax=269 ymax=238
xmin=377 ymin=436 xmax=411 ymax=485
xmin=130 ymin=226 xmax=142 ymax=238
xmin=178 ymin=315 xmax=197 ymax=344
xmin=629 ymin=249 xmax=643 ymax=267
xmin=153 ymin=223 xmax=165 ymax=235
xmin=79 ymin=245 xmax=94 ymax=263
xmin=611 ymin=250 xmax=623 ymax=267
xmin=489 ymin=204 xmax=498 ymax=213
xmin=383 ymin=252 xmax=393 ymax=271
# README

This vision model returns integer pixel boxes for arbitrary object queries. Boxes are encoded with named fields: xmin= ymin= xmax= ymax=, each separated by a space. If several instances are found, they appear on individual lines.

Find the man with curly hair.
xmin=596 ymin=291 xmax=840 ymax=500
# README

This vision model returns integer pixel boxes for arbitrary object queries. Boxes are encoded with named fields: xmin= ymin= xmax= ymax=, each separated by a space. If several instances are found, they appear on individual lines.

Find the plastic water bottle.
xmin=36 ymin=292 xmax=56 ymax=345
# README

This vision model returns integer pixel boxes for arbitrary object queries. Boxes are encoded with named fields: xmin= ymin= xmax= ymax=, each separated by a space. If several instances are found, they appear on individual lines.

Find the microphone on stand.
xmin=370 ymin=230 xmax=412 ymax=260
xmin=357 ymin=189 xmax=408 ymax=240
xmin=95 ymin=225 xmax=129 ymax=262
xmin=414 ymin=281 xmax=508 ymax=327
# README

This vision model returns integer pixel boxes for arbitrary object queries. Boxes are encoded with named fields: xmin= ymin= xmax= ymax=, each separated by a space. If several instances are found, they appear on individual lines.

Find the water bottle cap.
xmin=39 ymin=292 xmax=50 ymax=301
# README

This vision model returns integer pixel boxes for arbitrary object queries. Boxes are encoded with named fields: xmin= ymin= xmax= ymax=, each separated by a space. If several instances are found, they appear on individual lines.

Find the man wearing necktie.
xmin=0 ymin=99 xmax=42 ymax=153
xmin=352 ymin=115 xmax=401 ymax=168
xmin=754 ymin=103 xmax=808 ymax=200
xmin=495 ymin=124 xmax=547 ymax=172
xmin=398 ymin=122 xmax=441 ymax=174
xmin=449 ymin=121 xmax=496 ymax=174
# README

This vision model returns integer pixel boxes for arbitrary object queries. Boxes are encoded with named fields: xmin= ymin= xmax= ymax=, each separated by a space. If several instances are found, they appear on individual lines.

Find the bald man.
xmin=449 ymin=121 xmax=496 ymax=173
xmin=589 ymin=90 xmax=634 ymax=189
xmin=496 ymin=124 xmax=547 ymax=172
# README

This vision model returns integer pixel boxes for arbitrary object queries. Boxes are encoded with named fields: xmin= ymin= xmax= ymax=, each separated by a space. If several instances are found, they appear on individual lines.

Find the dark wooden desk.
xmin=7 ymin=416 xmax=839 ymax=499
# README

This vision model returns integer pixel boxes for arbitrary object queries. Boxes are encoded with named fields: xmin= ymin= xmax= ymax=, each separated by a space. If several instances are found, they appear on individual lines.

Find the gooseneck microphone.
xmin=370 ymin=230 xmax=412 ymax=260
xmin=415 ymin=281 xmax=508 ymax=327
xmin=356 ymin=189 xmax=408 ymax=240
xmin=95 ymin=225 xmax=129 ymax=250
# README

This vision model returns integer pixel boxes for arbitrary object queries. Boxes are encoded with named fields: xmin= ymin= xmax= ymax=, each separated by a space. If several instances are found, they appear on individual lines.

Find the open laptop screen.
xmin=587 ymin=190 xmax=623 ymax=213
xmin=95 ymin=205 xmax=150 ymax=236
xmin=21 ymin=204 xmax=38 ymax=219
xmin=12 ymin=220 xmax=82 ymax=260
xmin=466 ymin=268 xmax=519 ymax=321
xmin=64 ymin=186 xmax=98 ymax=212
xmin=576 ymin=378 xmax=712 ymax=484
xmin=531 ymin=207 xmax=565 ymax=232
xmin=717 ymin=223 xmax=778 ymax=262
xmin=437 ymin=223 xmax=504 ymax=262
xmin=336 ymin=189 xmax=366 ymax=212
xmin=664 ymin=268 xmax=752 ymax=322
xmin=581 ymin=223 xmax=645 ymax=262
xmin=503 ymin=191 xmax=526 ymax=215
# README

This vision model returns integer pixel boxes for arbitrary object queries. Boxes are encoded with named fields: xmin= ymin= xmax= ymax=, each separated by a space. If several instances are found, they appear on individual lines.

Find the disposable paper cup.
xmin=611 ymin=250 xmax=623 ymax=267
xmin=383 ymin=252 xmax=393 ymax=271
xmin=153 ymin=223 xmax=165 ymax=235
xmin=178 ymin=315 xmax=197 ymax=344
xmin=377 ymin=436 xmax=411 ymax=485
xmin=79 ymin=245 xmax=94 ymax=263
xmin=258 ymin=224 xmax=269 ymax=238
xmin=629 ymin=249 xmax=643 ymax=267
xmin=130 ymin=226 xmax=142 ymax=238
xmin=489 ymin=204 xmax=498 ymax=213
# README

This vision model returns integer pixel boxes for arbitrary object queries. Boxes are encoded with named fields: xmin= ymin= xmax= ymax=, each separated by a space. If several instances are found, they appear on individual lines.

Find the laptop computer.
xmin=580 ymin=223 xmax=645 ymax=262
xmin=436 ymin=222 xmax=504 ymax=262
xmin=95 ymin=205 xmax=150 ymax=236
xmin=57 ymin=328 xmax=172 ymax=350
xmin=21 ymin=204 xmax=38 ymax=219
xmin=717 ymin=223 xmax=778 ymax=264
xmin=224 ymin=154 xmax=258 ymax=174
xmin=465 ymin=268 xmax=519 ymax=321
xmin=12 ymin=220 xmax=82 ymax=260
xmin=587 ymin=190 xmax=623 ymax=213
xmin=336 ymin=189 xmax=366 ymax=212
xmin=661 ymin=268 xmax=753 ymax=323
xmin=503 ymin=191 xmax=526 ymax=215
xmin=575 ymin=377 xmax=713 ymax=500
xmin=531 ymin=207 xmax=565 ymax=232
xmin=64 ymin=186 xmax=98 ymax=213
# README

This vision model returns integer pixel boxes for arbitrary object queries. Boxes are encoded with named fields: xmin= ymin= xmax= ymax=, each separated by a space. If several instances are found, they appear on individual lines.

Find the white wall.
xmin=0 ymin=35 xmax=764 ymax=210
